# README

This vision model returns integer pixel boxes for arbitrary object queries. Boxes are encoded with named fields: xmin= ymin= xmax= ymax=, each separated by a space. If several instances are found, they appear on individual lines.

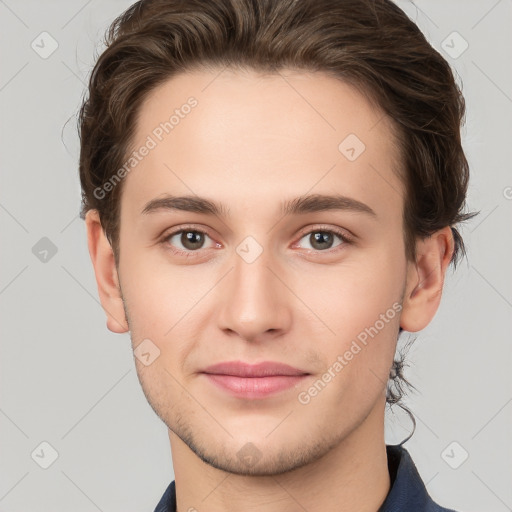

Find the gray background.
xmin=1 ymin=0 xmax=511 ymax=510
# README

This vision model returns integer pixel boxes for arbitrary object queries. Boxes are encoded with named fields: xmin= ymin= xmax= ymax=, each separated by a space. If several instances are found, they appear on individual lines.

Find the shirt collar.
xmin=154 ymin=444 xmax=456 ymax=512
xmin=378 ymin=444 xmax=456 ymax=511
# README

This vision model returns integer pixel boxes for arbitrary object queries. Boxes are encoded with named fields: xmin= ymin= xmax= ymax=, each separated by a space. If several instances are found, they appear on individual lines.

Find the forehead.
xmin=122 ymin=68 xmax=403 ymax=223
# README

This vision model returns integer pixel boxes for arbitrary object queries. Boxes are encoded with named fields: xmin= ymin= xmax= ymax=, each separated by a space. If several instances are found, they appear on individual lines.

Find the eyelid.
xmin=160 ymin=224 xmax=218 ymax=248
xmin=159 ymin=223 xmax=354 ymax=256
xmin=294 ymin=224 xmax=355 ymax=246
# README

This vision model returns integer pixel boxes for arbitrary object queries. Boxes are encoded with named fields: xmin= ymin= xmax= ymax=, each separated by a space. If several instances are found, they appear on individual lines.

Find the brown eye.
xmin=297 ymin=229 xmax=347 ymax=251
xmin=164 ymin=229 xmax=215 ymax=253
xmin=310 ymin=232 xmax=335 ymax=250
xmin=180 ymin=231 xmax=205 ymax=250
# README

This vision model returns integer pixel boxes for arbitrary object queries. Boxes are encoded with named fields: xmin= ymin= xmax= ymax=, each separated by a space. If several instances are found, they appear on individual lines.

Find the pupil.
xmin=183 ymin=231 xmax=204 ymax=249
xmin=311 ymin=232 xmax=332 ymax=250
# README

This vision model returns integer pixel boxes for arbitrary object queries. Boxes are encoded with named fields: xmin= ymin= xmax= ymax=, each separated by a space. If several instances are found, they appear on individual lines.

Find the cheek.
xmin=119 ymin=253 xmax=215 ymax=380
xmin=290 ymin=245 xmax=404 ymax=390
xmin=119 ymin=249 xmax=206 ymax=328
xmin=120 ymin=225 xmax=405 ymax=362
xmin=292 ymin=248 xmax=404 ymax=337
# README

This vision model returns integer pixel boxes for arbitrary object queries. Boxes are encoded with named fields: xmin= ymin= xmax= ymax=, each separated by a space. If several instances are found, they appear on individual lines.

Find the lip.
xmin=201 ymin=361 xmax=309 ymax=399
xmin=203 ymin=361 xmax=307 ymax=377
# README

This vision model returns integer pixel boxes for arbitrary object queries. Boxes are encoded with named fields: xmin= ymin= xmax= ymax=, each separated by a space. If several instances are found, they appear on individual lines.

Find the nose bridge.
xmin=217 ymin=238 xmax=290 ymax=340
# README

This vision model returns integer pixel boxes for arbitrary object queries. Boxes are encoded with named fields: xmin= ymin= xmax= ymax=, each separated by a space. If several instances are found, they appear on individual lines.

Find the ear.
xmin=400 ymin=226 xmax=455 ymax=332
xmin=85 ymin=210 xmax=129 ymax=333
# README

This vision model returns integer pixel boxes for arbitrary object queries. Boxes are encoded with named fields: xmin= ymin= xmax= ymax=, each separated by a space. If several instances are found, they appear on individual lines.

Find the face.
xmin=115 ymin=68 xmax=408 ymax=475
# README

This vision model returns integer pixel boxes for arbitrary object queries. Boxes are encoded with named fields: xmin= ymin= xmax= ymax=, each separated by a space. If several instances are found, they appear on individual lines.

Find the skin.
xmin=86 ymin=68 xmax=454 ymax=512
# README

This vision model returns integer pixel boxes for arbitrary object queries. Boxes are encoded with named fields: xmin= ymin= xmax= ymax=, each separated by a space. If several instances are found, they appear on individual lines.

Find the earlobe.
xmin=85 ymin=210 xmax=129 ymax=334
xmin=400 ymin=227 xmax=455 ymax=332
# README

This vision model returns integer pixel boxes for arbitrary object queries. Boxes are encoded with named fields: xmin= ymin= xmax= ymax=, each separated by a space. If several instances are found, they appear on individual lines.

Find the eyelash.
xmin=160 ymin=224 xmax=354 ymax=258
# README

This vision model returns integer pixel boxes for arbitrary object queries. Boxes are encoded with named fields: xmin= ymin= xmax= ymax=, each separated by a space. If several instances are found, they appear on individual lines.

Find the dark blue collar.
xmin=154 ymin=444 xmax=457 ymax=512
xmin=378 ymin=445 xmax=456 ymax=511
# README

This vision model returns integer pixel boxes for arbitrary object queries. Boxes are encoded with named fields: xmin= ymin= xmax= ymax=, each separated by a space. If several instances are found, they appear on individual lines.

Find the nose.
xmin=216 ymin=245 xmax=292 ymax=343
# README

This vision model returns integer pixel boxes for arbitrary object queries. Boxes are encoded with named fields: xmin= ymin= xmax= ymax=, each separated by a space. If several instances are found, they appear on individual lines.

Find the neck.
xmin=169 ymin=399 xmax=390 ymax=512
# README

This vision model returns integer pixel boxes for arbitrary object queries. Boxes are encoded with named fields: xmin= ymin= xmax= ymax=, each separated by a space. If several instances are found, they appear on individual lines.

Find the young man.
xmin=79 ymin=0 xmax=476 ymax=510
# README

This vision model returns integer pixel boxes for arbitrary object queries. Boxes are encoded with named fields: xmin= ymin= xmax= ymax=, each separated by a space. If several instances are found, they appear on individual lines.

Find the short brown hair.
xmin=77 ymin=0 xmax=478 ymax=416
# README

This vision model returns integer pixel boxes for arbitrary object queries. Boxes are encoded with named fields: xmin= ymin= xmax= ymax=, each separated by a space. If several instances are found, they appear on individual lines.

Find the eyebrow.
xmin=141 ymin=193 xmax=377 ymax=218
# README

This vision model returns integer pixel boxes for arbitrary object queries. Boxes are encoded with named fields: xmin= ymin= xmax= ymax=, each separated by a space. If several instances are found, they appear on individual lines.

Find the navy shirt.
xmin=154 ymin=444 xmax=457 ymax=512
